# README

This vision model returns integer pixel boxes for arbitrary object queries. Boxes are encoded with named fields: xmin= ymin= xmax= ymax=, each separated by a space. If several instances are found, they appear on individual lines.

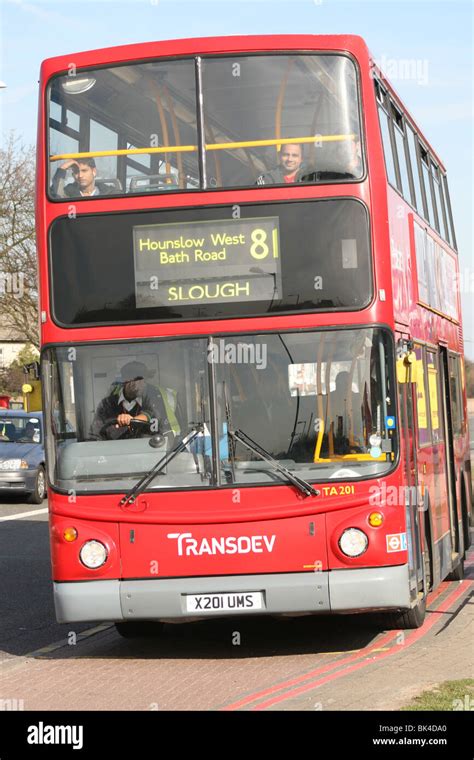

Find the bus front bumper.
xmin=53 ymin=565 xmax=411 ymax=623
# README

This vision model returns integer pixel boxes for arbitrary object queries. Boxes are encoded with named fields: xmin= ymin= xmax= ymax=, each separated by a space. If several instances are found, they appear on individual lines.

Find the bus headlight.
xmin=80 ymin=540 xmax=108 ymax=569
xmin=339 ymin=528 xmax=368 ymax=557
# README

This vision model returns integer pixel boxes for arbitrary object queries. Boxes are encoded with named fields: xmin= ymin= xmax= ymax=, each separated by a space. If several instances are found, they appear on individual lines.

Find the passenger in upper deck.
xmin=256 ymin=143 xmax=305 ymax=185
xmin=51 ymin=157 xmax=113 ymax=198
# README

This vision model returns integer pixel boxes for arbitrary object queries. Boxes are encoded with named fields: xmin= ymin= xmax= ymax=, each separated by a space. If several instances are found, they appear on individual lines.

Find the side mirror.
xmin=396 ymin=352 xmax=418 ymax=384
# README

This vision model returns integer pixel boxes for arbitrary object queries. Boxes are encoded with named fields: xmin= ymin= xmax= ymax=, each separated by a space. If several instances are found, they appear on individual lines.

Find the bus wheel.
xmin=384 ymin=596 xmax=426 ymax=630
xmin=447 ymin=559 xmax=464 ymax=581
xmin=115 ymin=621 xmax=164 ymax=638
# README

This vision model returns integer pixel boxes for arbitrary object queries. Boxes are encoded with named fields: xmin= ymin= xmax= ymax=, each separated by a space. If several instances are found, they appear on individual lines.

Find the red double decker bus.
xmin=36 ymin=35 xmax=471 ymax=635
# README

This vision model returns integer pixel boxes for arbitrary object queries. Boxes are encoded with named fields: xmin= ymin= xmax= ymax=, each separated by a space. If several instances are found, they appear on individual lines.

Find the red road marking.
xmin=251 ymin=580 xmax=471 ymax=710
xmin=426 ymin=580 xmax=449 ymax=606
xmin=224 ymin=630 xmax=399 ymax=711
xmin=221 ymin=579 xmax=468 ymax=711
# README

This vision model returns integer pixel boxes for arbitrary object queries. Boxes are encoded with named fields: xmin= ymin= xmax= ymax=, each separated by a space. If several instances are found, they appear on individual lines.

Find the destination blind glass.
xmin=133 ymin=217 xmax=281 ymax=308
xmin=50 ymin=199 xmax=371 ymax=325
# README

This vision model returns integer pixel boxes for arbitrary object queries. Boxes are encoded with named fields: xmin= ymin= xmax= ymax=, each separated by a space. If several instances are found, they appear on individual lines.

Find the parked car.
xmin=0 ymin=410 xmax=46 ymax=503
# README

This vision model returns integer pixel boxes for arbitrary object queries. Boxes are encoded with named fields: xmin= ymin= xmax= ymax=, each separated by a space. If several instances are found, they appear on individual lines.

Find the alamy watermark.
xmin=0 ymin=271 xmax=25 ymax=299
xmin=0 ymin=698 xmax=24 ymax=710
xmin=27 ymin=722 xmax=83 ymax=750
xmin=371 ymin=55 xmax=429 ymax=86
xmin=369 ymin=483 xmax=426 ymax=509
xmin=208 ymin=339 xmax=267 ymax=370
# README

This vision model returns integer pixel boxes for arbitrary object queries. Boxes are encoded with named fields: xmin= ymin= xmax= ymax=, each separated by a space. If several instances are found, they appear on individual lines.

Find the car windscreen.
xmin=0 ymin=417 xmax=42 ymax=443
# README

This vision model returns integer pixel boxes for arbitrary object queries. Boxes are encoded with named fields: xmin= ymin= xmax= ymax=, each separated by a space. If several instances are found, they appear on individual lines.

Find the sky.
xmin=0 ymin=0 xmax=472 ymax=356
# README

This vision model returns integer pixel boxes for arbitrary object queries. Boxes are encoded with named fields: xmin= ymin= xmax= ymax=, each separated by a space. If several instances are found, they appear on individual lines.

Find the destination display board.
xmin=133 ymin=217 xmax=281 ymax=308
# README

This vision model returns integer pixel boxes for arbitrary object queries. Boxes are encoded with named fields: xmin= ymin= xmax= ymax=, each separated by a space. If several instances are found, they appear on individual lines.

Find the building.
xmin=0 ymin=328 xmax=31 ymax=369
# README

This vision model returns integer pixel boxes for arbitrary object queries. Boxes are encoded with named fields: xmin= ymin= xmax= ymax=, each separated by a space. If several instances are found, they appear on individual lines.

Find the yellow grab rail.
xmin=49 ymin=134 xmax=356 ymax=162
xmin=313 ymin=452 xmax=387 ymax=463
xmin=313 ymin=418 xmax=325 ymax=462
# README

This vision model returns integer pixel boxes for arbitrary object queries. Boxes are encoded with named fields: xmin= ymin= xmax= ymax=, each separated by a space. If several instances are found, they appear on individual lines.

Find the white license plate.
xmin=185 ymin=591 xmax=264 ymax=613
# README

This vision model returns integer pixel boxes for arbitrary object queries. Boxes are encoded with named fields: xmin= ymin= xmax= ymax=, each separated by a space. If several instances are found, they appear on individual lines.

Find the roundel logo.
xmin=386 ymin=533 xmax=407 ymax=553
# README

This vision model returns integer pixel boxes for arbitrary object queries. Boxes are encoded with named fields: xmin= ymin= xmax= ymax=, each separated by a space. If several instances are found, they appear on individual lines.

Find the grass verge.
xmin=401 ymin=679 xmax=474 ymax=711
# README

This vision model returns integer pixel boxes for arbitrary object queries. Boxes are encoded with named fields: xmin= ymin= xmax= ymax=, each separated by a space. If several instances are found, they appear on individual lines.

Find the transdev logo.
xmin=167 ymin=532 xmax=276 ymax=556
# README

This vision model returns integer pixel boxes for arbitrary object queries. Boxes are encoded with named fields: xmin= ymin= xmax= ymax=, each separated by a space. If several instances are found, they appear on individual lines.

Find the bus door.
xmin=438 ymin=347 xmax=460 ymax=557
xmin=397 ymin=337 xmax=423 ymax=596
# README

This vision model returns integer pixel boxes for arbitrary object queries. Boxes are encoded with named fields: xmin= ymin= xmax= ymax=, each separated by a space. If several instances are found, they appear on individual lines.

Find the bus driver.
xmin=90 ymin=361 xmax=173 ymax=440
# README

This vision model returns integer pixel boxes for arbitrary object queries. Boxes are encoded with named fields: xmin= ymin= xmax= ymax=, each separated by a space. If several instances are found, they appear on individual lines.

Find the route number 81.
xmin=250 ymin=228 xmax=269 ymax=259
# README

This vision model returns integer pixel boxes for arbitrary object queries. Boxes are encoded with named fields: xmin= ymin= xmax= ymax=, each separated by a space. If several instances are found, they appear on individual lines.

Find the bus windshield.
xmin=47 ymin=54 xmax=362 ymax=197
xmin=43 ymin=328 xmax=397 ymax=494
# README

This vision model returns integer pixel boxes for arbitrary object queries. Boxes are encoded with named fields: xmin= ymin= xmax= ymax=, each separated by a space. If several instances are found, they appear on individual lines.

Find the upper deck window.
xmin=390 ymin=104 xmax=410 ymax=201
xmin=48 ymin=59 xmax=199 ymax=197
xmin=405 ymin=124 xmax=423 ymax=214
xmin=419 ymin=145 xmax=436 ymax=227
xmin=200 ymin=55 xmax=362 ymax=188
xmin=377 ymin=104 xmax=397 ymax=188
xmin=442 ymin=175 xmax=457 ymax=250
xmin=47 ymin=54 xmax=363 ymax=199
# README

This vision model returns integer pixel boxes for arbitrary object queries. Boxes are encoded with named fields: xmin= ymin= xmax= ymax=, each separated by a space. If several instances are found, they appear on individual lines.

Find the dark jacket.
xmin=257 ymin=167 xmax=357 ymax=185
xmin=256 ymin=165 xmax=307 ymax=185
xmin=51 ymin=168 xmax=114 ymax=198
xmin=90 ymin=384 xmax=172 ymax=440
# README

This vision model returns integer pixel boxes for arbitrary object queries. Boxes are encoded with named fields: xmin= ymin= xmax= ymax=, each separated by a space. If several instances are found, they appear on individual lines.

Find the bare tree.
xmin=0 ymin=132 xmax=39 ymax=348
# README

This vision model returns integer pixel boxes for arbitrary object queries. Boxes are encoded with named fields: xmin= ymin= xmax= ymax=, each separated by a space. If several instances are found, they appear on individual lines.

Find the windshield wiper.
xmin=119 ymin=424 xmax=203 ymax=507
xmin=229 ymin=428 xmax=319 ymax=498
